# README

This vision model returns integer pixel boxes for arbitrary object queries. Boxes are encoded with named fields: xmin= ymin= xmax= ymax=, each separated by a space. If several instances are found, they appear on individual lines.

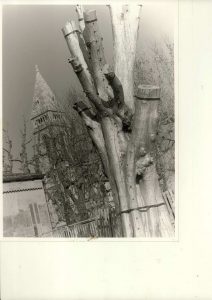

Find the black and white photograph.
xmin=2 ymin=3 xmax=175 ymax=238
xmin=2 ymin=1 xmax=212 ymax=300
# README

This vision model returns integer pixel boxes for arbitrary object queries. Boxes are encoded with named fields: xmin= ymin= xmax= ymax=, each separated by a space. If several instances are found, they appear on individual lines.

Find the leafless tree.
xmin=3 ymin=128 xmax=13 ymax=174
xmin=61 ymin=4 xmax=174 ymax=237
xmin=19 ymin=116 xmax=31 ymax=174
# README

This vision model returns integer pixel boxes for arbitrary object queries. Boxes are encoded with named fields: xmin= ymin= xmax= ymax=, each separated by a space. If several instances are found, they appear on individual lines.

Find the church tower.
xmin=30 ymin=66 xmax=111 ymax=226
xmin=31 ymin=65 xmax=66 ymax=174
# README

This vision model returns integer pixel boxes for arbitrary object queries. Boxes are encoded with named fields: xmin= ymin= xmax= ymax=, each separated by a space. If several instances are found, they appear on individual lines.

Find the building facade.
xmin=3 ymin=174 xmax=52 ymax=237
xmin=31 ymin=65 xmax=67 ymax=174
xmin=30 ymin=66 xmax=113 ymax=228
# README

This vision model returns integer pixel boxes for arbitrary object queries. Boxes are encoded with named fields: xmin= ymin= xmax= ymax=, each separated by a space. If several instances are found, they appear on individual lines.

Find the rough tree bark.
xmin=62 ymin=4 xmax=174 ymax=237
xmin=3 ymin=129 xmax=14 ymax=174
xmin=19 ymin=118 xmax=31 ymax=174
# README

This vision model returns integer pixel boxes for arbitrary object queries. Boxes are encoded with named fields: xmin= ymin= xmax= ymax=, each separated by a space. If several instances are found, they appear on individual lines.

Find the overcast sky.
xmin=3 ymin=2 xmax=175 ymax=161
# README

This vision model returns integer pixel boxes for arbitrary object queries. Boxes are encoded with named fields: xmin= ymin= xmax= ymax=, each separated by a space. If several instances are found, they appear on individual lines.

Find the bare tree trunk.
xmin=20 ymin=117 xmax=30 ymax=174
xmin=3 ymin=129 xmax=13 ymax=174
xmin=61 ymin=4 xmax=174 ymax=237
xmin=109 ymin=4 xmax=141 ymax=113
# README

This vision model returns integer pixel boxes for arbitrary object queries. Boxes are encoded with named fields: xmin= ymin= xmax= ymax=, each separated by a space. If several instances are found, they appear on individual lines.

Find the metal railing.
xmin=42 ymin=207 xmax=115 ymax=237
xmin=41 ymin=190 xmax=175 ymax=238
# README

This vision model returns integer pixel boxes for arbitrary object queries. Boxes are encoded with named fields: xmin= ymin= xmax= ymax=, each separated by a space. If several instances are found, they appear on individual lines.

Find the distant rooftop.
xmin=3 ymin=173 xmax=44 ymax=183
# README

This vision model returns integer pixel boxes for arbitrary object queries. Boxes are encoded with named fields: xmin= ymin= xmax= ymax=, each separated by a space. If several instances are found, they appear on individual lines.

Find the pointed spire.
xmin=31 ymin=65 xmax=59 ymax=120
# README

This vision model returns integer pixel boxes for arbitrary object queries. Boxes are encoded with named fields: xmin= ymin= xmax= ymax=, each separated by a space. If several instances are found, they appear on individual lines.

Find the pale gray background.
xmin=3 ymin=3 xmax=174 ymax=159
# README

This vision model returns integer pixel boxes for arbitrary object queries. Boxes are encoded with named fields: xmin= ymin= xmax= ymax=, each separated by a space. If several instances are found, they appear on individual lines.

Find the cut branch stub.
xmin=136 ymin=154 xmax=154 ymax=176
xmin=103 ymin=63 xmax=133 ymax=130
xmin=83 ymin=10 xmax=114 ymax=103
xmin=73 ymin=101 xmax=97 ymax=122
xmin=62 ymin=22 xmax=112 ymax=117
xmin=135 ymin=84 xmax=160 ymax=101
xmin=76 ymin=5 xmax=85 ymax=32
xmin=135 ymin=85 xmax=160 ymax=147
xmin=126 ymin=85 xmax=160 ymax=182
xmin=62 ymin=21 xmax=93 ymax=88
xmin=84 ymin=9 xmax=97 ymax=23
xmin=68 ymin=57 xmax=83 ymax=73
xmin=128 ymin=85 xmax=160 ymax=160
xmin=68 ymin=57 xmax=111 ymax=117
xmin=103 ymin=64 xmax=124 ymax=108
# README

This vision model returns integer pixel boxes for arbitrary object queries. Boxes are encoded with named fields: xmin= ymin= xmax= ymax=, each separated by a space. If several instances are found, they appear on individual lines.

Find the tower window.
xmin=53 ymin=113 xmax=61 ymax=120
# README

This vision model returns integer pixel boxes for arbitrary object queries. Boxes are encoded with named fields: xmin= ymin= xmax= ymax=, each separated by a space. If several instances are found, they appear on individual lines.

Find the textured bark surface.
xmin=62 ymin=5 xmax=174 ymax=237
xmin=109 ymin=4 xmax=141 ymax=113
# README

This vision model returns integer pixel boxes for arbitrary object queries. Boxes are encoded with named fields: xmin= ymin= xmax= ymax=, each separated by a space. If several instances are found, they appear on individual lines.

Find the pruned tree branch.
xmin=73 ymin=101 xmax=109 ymax=177
xmin=61 ymin=5 xmax=174 ymax=237
xmin=76 ymin=5 xmax=85 ymax=33
xmin=62 ymin=21 xmax=94 ymax=88
xmin=68 ymin=56 xmax=111 ymax=116
xmin=103 ymin=64 xmax=124 ymax=109
xmin=73 ymin=101 xmax=97 ymax=122
xmin=83 ymin=10 xmax=114 ymax=103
